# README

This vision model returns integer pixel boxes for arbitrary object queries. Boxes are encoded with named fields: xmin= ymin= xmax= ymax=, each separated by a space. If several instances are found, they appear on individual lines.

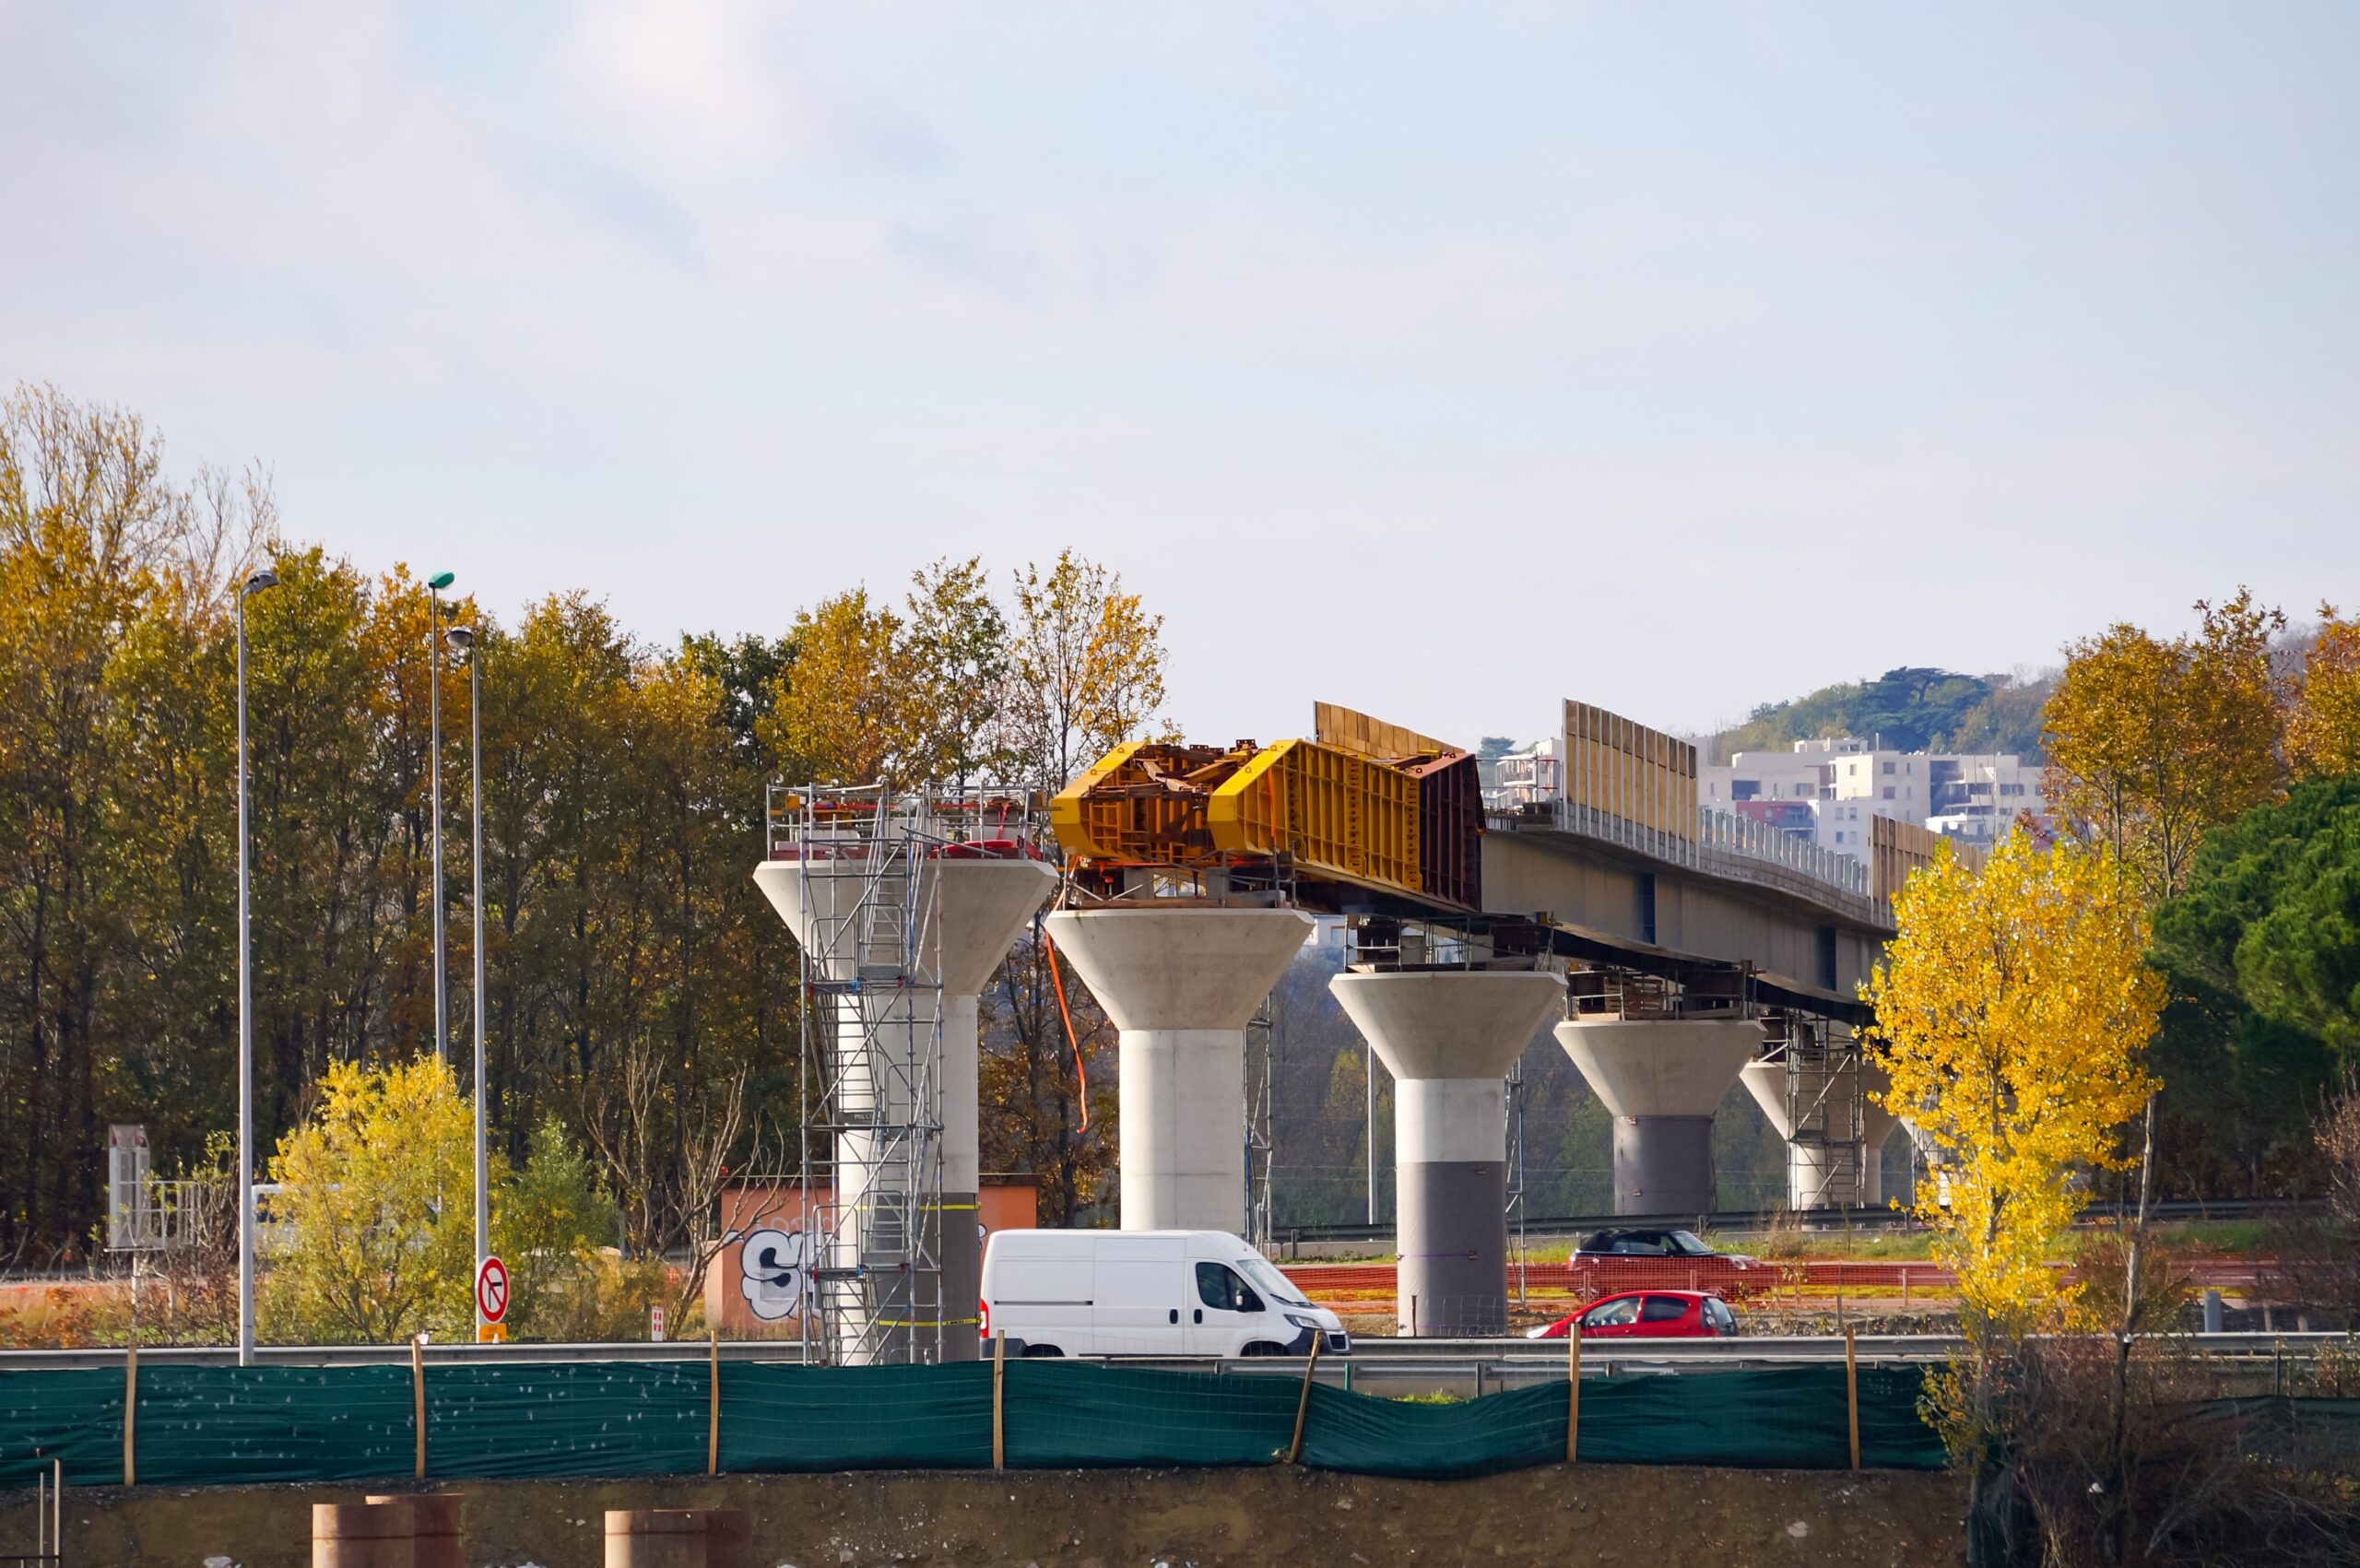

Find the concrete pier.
xmin=1739 ymin=1055 xmax=1905 ymax=1208
xmin=1554 ymin=1019 xmax=1758 ymax=1216
xmin=1329 ymin=969 xmax=1564 ymax=1336
xmin=1042 ymin=905 xmax=1313 ymax=1232
xmin=925 ymin=858 xmax=1058 ymax=1360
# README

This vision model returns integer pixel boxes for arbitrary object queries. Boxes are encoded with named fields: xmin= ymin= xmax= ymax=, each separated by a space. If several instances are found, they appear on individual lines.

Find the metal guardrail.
xmin=1270 ymin=1196 xmax=2327 ymax=1250
xmin=1489 ymin=800 xmax=1879 ymax=925
xmin=0 ymin=1339 xmax=817 ymax=1373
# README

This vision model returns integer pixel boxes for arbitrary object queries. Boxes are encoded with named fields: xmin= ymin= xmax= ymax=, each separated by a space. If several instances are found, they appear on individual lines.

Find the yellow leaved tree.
xmin=2288 ymin=604 xmax=2360 ymax=783
xmin=2041 ymin=589 xmax=2284 ymax=902
xmin=1867 ymin=831 xmax=2164 ymax=1494
xmin=263 ymin=1056 xmax=490 ymax=1343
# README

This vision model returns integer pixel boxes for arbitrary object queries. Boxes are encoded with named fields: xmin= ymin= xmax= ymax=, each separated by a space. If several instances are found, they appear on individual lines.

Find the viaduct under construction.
xmin=753 ymin=698 xmax=1946 ymax=1361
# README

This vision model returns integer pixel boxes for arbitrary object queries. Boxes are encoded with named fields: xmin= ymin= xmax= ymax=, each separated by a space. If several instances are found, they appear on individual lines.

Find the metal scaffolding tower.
xmin=778 ymin=784 xmax=949 ymax=1365
xmin=1779 ymin=1016 xmax=1868 ymax=1209
xmin=1244 ymin=990 xmax=1280 ymax=1253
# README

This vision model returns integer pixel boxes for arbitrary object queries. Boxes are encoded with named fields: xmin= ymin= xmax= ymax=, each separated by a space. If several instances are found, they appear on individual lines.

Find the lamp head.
xmin=427 ymin=572 xmax=455 ymax=592
xmin=444 ymin=626 xmax=475 ymax=654
xmin=242 ymin=569 xmax=278 ymax=596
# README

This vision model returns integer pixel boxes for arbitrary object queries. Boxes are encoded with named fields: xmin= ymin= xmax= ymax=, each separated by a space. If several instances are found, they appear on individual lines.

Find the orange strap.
xmin=1042 ymin=926 xmax=1090 ymax=1134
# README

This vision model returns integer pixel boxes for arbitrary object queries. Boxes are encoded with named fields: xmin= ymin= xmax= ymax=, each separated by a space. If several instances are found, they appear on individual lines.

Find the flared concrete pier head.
xmin=1330 ymin=968 xmax=1564 ymax=1337
xmin=1043 ymin=904 xmax=1314 ymax=1233
xmin=926 ymin=857 xmax=1058 ymax=1359
xmin=1554 ymin=1019 xmax=1759 ymax=1216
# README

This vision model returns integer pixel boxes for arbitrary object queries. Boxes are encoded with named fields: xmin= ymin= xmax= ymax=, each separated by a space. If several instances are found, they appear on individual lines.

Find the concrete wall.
xmin=1481 ymin=831 xmax=1883 ymax=1003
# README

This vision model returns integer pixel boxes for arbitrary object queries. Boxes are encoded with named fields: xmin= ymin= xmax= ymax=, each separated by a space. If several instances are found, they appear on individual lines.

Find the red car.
xmin=1526 ymin=1289 xmax=1740 ymax=1339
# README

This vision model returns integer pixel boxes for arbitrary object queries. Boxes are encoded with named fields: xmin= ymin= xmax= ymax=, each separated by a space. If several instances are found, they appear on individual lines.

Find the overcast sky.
xmin=6 ymin=4 xmax=2355 ymax=745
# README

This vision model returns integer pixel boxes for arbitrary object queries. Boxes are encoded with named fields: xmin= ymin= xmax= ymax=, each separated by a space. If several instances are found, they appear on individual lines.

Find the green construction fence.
xmin=1 ymin=1356 xmax=1950 ymax=1487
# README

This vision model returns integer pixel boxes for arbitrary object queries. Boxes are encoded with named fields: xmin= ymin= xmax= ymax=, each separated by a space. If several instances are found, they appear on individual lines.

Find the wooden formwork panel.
xmin=1312 ymin=700 xmax=1455 ymax=761
xmin=1562 ymin=700 xmax=1698 ymax=841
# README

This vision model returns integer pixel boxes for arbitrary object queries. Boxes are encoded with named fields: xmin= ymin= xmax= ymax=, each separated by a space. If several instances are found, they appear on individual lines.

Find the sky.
xmin=6 ymin=3 xmax=2356 ymax=746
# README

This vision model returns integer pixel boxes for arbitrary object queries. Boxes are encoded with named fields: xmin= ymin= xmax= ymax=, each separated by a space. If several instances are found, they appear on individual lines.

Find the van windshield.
xmin=1233 ymin=1254 xmax=1309 ymax=1307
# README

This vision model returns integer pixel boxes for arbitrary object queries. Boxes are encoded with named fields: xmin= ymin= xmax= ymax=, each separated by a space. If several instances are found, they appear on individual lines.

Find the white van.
xmin=980 ymin=1230 xmax=1349 ymax=1358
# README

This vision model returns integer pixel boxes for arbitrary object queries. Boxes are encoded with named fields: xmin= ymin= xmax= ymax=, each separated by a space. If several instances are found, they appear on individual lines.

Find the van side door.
xmin=1090 ymin=1235 xmax=1188 ymax=1355
xmin=1186 ymin=1260 xmax=1267 ymax=1356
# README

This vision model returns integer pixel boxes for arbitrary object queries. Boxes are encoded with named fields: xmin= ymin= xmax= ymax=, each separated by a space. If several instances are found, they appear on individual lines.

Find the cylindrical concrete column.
xmin=604 ymin=1511 xmax=704 ymax=1568
xmin=366 ymin=1495 xmax=460 ymax=1568
xmin=1555 ymin=1019 xmax=1758 ymax=1216
xmin=1740 ymin=1057 xmax=1844 ymax=1209
xmin=754 ymin=860 xmax=891 ymax=1353
xmin=314 ymin=1502 xmax=414 ymax=1568
xmin=1044 ymin=905 xmax=1314 ymax=1232
xmin=1860 ymin=1059 xmax=1901 ymax=1208
xmin=1330 ymin=970 xmax=1564 ymax=1337
xmin=926 ymin=857 xmax=1057 ymax=1360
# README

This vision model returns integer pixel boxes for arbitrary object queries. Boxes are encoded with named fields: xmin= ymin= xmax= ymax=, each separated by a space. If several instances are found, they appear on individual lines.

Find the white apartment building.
xmin=1700 ymin=738 xmax=2045 ymax=860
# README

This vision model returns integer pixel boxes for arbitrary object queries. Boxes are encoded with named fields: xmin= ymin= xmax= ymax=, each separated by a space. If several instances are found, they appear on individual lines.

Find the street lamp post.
xmin=447 ymin=625 xmax=490 ymax=1336
xmin=236 ymin=567 xmax=278 ymax=1367
xmin=427 ymin=572 xmax=454 ymax=1063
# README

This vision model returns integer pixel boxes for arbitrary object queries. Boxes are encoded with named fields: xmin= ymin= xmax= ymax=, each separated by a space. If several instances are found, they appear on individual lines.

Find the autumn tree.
xmin=0 ymin=383 xmax=269 ymax=1260
xmin=2288 ymin=604 xmax=2360 ymax=783
xmin=759 ymin=588 xmax=914 ymax=784
xmin=902 ymin=556 xmax=1010 ymax=789
xmin=1867 ymin=833 xmax=2164 ymax=1563
xmin=997 ymin=550 xmax=1169 ymax=794
xmin=263 ymin=1056 xmax=488 ymax=1342
xmin=977 ymin=552 xmax=1172 ymax=1221
xmin=2042 ymin=589 xmax=2287 ymax=902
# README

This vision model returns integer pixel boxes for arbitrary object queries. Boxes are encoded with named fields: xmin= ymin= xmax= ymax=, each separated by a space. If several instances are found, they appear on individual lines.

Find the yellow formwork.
xmin=1207 ymin=739 xmax=1421 ymax=893
xmin=1050 ymin=737 xmax=1426 ymax=899
xmin=1049 ymin=740 xmax=1256 ymax=865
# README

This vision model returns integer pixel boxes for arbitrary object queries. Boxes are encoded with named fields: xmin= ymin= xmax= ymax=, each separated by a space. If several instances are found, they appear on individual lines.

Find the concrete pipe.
xmin=604 ymin=1510 xmax=706 ymax=1568
xmin=925 ymin=858 xmax=1057 ymax=1361
xmin=1555 ymin=1019 xmax=1759 ymax=1216
xmin=1044 ymin=905 xmax=1314 ymax=1233
xmin=313 ymin=1501 xmax=414 ymax=1568
xmin=366 ymin=1494 xmax=461 ymax=1568
xmin=1330 ymin=969 xmax=1563 ymax=1336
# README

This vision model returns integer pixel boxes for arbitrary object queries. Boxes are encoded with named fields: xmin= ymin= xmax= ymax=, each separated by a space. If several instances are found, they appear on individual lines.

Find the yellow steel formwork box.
xmin=1050 ymin=740 xmax=1257 ymax=864
xmin=1207 ymin=739 xmax=1421 ymax=893
xmin=1050 ymin=736 xmax=1426 ymax=900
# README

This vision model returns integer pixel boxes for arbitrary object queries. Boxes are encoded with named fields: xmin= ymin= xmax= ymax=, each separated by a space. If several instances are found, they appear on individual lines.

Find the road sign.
xmin=476 ymin=1255 xmax=510 ymax=1325
xmin=650 ymin=1304 xmax=666 ymax=1342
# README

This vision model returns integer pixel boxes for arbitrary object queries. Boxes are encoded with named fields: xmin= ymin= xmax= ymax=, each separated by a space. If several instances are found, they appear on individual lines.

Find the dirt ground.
xmin=4 ymin=1464 xmax=1963 ymax=1567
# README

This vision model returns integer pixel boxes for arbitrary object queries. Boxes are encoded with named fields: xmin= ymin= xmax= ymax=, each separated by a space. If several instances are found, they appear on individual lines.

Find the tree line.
xmin=0 ymin=383 xmax=1158 ymax=1266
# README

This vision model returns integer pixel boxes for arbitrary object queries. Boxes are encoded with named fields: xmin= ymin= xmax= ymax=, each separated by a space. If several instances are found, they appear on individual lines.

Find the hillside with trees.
xmin=1708 ymin=666 xmax=2057 ymax=763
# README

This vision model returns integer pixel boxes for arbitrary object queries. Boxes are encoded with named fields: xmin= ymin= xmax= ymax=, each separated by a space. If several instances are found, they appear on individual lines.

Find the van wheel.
xmin=1240 ymin=1341 xmax=1287 ymax=1357
xmin=1020 ymin=1344 xmax=1063 ymax=1358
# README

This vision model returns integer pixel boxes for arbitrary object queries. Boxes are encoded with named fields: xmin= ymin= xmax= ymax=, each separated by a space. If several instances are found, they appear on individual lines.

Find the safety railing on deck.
xmin=1494 ymin=800 xmax=1877 ymax=923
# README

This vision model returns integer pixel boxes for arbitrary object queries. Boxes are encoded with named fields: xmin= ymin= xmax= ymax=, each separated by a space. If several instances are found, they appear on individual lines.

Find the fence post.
xmin=123 ymin=1342 xmax=136 ymax=1487
xmin=1901 ymin=1267 xmax=1910 ymax=1308
xmin=1564 ymin=1325 xmax=1581 ymax=1465
xmin=1286 ymin=1332 xmax=1324 ymax=1465
xmin=992 ymin=1331 xmax=1007 ymax=1473
xmin=707 ymin=1331 xmax=721 ymax=1477
xmin=1844 ymin=1324 xmax=1860 ymax=1471
xmin=411 ymin=1334 xmax=428 ymax=1481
